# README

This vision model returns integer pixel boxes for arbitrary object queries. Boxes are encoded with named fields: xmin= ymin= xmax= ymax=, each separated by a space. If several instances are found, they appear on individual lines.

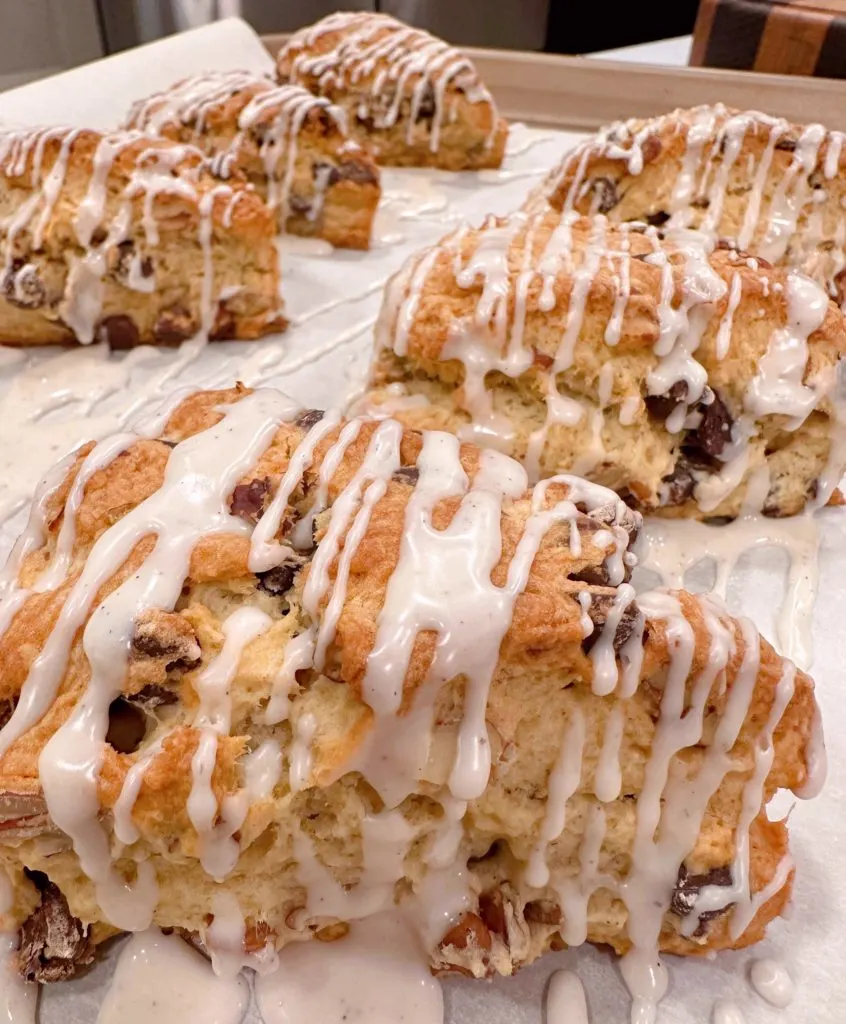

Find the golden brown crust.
xmin=365 ymin=208 xmax=846 ymax=518
xmin=0 ymin=127 xmax=285 ymax=346
xmin=125 ymin=73 xmax=381 ymax=250
xmin=276 ymin=12 xmax=508 ymax=170
xmin=0 ymin=387 xmax=821 ymax=981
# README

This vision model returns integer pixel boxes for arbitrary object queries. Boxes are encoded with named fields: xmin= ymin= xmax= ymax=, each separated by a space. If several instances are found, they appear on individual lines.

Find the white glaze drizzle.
xmin=749 ymin=957 xmax=794 ymax=1008
xmin=187 ymin=606 xmax=273 ymax=881
xmin=0 ymin=933 xmax=36 ymax=1024
xmin=282 ymin=11 xmax=500 ymax=154
xmin=97 ymin=929 xmax=249 ymax=1024
xmin=126 ymin=71 xmax=355 ymax=226
xmin=255 ymin=911 xmax=443 ymax=1024
xmin=712 ymin=998 xmax=746 ymax=1024
xmin=638 ymin=510 xmax=821 ymax=671
xmin=545 ymin=969 xmax=589 ymax=1024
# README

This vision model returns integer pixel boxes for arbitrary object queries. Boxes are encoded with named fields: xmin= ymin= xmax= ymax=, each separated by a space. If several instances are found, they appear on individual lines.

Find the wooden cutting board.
xmin=692 ymin=0 xmax=846 ymax=77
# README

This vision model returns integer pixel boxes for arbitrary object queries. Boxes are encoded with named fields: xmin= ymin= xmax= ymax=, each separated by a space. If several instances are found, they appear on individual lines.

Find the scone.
xmin=0 ymin=386 xmax=822 ymax=1016
xmin=276 ymin=12 xmax=508 ymax=170
xmin=364 ymin=208 xmax=846 ymax=519
xmin=0 ymin=126 xmax=285 ymax=347
xmin=125 ymin=72 xmax=380 ymax=251
xmin=527 ymin=104 xmax=846 ymax=307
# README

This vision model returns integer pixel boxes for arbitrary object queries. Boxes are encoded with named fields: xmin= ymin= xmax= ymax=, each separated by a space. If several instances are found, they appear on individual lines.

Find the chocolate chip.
xmin=90 ymin=227 xmax=108 ymax=247
xmin=294 ymin=409 xmax=325 ymax=430
xmin=2 ymin=262 xmax=46 ymax=309
xmin=645 ymin=210 xmax=671 ymax=227
xmin=392 ymin=466 xmax=419 ymax=485
xmin=689 ymin=390 xmax=733 ymax=458
xmin=591 ymin=176 xmax=620 ymax=214
xmin=18 ymin=875 xmax=93 ymax=983
xmin=690 ymin=196 xmax=710 ymax=210
xmin=0 ymin=697 xmax=17 ymax=730
xmin=775 ymin=137 xmax=798 ymax=152
xmin=154 ymin=306 xmax=195 ymax=345
xmin=125 ymin=684 xmax=178 ymax=711
xmin=670 ymin=864 xmax=734 ymax=936
xmin=581 ymin=593 xmax=642 ymax=654
xmin=661 ymin=460 xmax=697 ymax=506
xmin=230 ymin=478 xmax=271 ymax=524
xmin=105 ymin=698 xmax=148 ymax=754
xmin=98 ymin=314 xmax=140 ymax=351
xmin=478 ymin=891 xmax=507 ymax=938
xmin=645 ymin=381 xmax=689 ymax=421
xmin=256 ymin=556 xmax=305 ymax=596
xmin=524 ymin=900 xmax=561 ymax=925
xmin=585 ymin=500 xmax=641 ymax=546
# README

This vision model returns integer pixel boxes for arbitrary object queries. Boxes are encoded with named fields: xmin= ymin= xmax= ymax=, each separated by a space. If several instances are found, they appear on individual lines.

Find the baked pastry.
xmin=364 ymin=207 xmax=846 ymax=519
xmin=526 ymin=104 xmax=846 ymax=308
xmin=276 ymin=12 xmax=508 ymax=170
xmin=0 ymin=386 xmax=822 ymax=1016
xmin=125 ymin=72 xmax=380 ymax=251
xmin=0 ymin=126 xmax=285 ymax=347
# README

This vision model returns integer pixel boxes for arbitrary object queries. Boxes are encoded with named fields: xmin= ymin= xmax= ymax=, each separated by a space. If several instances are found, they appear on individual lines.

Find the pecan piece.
xmin=440 ymin=913 xmax=492 ymax=953
xmin=230 ymin=478 xmax=271 ymax=523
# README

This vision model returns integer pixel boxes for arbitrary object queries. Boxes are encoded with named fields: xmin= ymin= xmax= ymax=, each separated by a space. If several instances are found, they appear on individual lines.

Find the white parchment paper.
xmin=0 ymin=18 xmax=843 ymax=1023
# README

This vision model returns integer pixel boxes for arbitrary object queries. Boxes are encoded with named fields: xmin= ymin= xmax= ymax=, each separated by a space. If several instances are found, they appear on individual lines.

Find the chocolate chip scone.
xmin=364 ymin=208 xmax=846 ymax=519
xmin=276 ymin=12 xmax=508 ymax=170
xmin=125 ymin=72 xmax=380 ymax=251
xmin=0 ymin=127 xmax=285 ymax=347
xmin=0 ymin=386 xmax=823 ymax=1018
xmin=526 ymin=104 xmax=846 ymax=308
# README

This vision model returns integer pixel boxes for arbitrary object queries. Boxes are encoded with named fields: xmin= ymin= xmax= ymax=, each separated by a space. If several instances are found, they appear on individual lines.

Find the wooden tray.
xmin=262 ymin=33 xmax=846 ymax=131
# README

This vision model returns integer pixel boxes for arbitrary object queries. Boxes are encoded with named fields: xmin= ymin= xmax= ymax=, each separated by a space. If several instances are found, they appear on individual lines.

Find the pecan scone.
xmin=126 ymin=72 xmax=380 ymax=251
xmin=276 ymin=12 xmax=508 ymax=170
xmin=0 ymin=387 xmax=822 ymax=1022
xmin=364 ymin=208 xmax=846 ymax=519
xmin=0 ymin=127 xmax=285 ymax=347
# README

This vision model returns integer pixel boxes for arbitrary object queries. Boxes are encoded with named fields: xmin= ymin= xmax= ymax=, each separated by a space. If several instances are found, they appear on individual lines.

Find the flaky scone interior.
xmin=364 ymin=208 xmax=846 ymax=519
xmin=0 ymin=387 xmax=823 ymax=1009
xmin=526 ymin=104 xmax=846 ymax=307
xmin=276 ymin=12 xmax=508 ymax=170
xmin=125 ymin=72 xmax=381 ymax=251
xmin=0 ymin=127 xmax=285 ymax=348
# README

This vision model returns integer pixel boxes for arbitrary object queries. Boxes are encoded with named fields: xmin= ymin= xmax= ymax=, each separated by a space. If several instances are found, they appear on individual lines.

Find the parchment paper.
xmin=0 ymin=18 xmax=843 ymax=1023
